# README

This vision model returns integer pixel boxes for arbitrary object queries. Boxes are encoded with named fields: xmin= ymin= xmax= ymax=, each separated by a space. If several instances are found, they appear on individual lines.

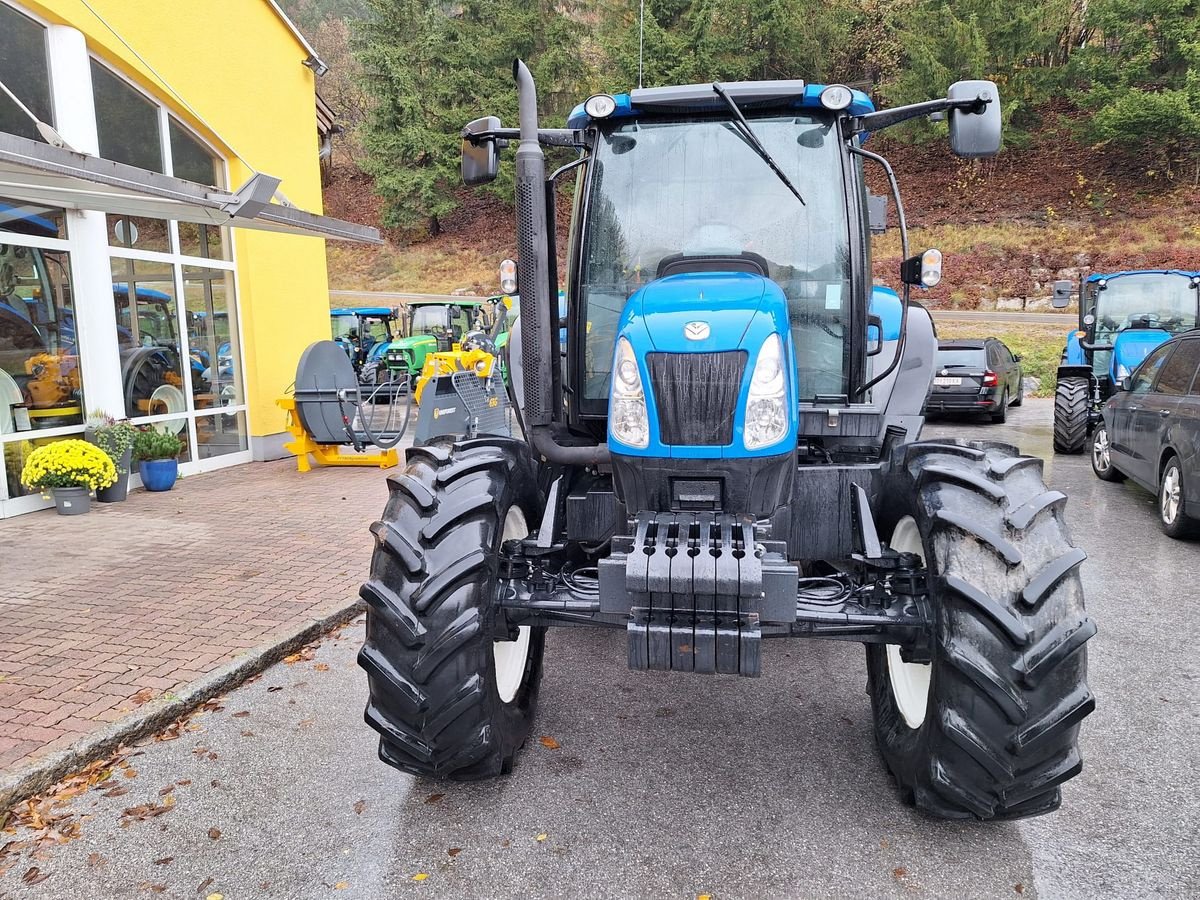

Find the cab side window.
xmin=1155 ymin=340 xmax=1200 ymax=396
xmin=1129 ymin=344 xmax=1173 ymax=394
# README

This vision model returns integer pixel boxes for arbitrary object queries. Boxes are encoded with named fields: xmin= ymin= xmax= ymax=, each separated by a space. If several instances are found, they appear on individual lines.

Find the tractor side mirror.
xmin=462 ymin=116 xmax=501 ymax=186
xmin=901 ymin=249 xmax=943 ymax=288
xmin=947 ymin=80 xmax=1001 ymax=158
xmin=1119 ymin=376 xmax=1131 ymax=392
xmin=867 ymin=194 xmax=888 ymax=234
xmin=1052 ymin=280 xmax=1074 ymax=309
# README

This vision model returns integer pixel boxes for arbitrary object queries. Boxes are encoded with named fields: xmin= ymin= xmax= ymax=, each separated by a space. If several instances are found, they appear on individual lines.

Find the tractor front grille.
xmin=647 ymin=351 xmax=746 ymax=446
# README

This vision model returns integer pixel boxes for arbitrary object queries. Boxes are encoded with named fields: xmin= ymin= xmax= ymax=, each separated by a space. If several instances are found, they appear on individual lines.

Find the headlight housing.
xmin=609 ymin=337 xmax=649 ymax=449
xmin=744 ymin=333 xmax=789 ymax=450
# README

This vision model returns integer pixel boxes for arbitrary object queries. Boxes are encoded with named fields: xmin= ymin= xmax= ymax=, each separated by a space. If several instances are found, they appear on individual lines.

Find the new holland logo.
xmin=684 ymin=321 xmax=710 ymax=341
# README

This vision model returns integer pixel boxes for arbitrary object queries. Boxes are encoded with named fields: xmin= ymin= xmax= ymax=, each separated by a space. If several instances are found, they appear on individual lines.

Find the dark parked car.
xmin=924 ymin=338 xmax=1024 ymax=422
xmin=1091 ymin=331 xmax=1200 ymax=538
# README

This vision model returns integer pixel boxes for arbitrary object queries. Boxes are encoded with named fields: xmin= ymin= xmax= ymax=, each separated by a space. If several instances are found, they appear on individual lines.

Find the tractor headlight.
xmin=745 ymin=333 xmax=789 ymax=450
xmin=609 ymin=337 xmax=649 ymax=449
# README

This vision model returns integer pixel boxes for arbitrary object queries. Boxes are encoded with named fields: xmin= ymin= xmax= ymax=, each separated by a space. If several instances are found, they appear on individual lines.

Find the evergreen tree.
xmin=1070 ymin=0 xmax=1200 ymax=177
xmin=355 ymin=0 xmax=588 ymax=235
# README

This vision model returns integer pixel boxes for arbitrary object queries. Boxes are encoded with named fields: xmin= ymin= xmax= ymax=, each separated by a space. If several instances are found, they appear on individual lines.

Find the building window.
xmin=0 ymin=4 xmax=53 ymax=142
xmin=0 ymin=197 xmax=82 ymax=500
xmin=90 ymin=59 xmax=163 ymax=172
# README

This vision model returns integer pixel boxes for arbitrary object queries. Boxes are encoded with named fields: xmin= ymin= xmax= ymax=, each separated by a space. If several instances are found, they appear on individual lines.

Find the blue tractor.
xmin=358 ymin=64 xmax=1095 ymax=819
xmin=1051 ymin=270 xmax=1200 ymax=453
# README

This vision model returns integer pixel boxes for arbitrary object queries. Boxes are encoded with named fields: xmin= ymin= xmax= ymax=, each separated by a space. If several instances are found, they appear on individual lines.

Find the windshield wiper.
xmin=711 ymin=82 xmax=805 ymax=206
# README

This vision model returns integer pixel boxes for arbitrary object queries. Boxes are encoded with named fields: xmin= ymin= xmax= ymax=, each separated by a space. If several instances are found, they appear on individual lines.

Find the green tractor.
xmin=358 ymin=64 xmax=1095 ymax=820
xmin=381 ymin=296 xmax=510 ymax=383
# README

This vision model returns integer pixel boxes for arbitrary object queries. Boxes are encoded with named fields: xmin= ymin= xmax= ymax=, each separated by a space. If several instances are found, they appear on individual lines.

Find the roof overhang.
xmin=0 ymin=130 xmax=381 ymax=244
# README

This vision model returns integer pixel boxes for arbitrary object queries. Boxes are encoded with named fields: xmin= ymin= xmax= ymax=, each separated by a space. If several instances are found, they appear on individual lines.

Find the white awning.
xmin=0 ymin=130 xmax=381 ymax=244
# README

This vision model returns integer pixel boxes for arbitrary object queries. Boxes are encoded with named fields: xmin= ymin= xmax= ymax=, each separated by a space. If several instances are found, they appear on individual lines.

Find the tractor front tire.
xmin=1053 ymin=377 xmax=1089 ymax=453
xmin=868 ymin=441 xmax=1096 ymax=819
xmin=358 ymin=437 xmax=545 ymax=779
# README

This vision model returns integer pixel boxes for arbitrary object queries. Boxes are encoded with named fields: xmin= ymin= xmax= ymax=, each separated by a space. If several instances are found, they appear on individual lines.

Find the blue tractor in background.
xmin=329 ymin=305 xmax=401 ymax=386
xmin=358 ymin=64 xmax=1095 ymax=820
xmin=1051 ymin=270 xmax=1200 ymax=453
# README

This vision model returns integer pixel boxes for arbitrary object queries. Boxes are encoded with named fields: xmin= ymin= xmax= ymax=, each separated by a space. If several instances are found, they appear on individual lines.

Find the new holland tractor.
xmin=358 ymin=63 xmax=1096 ymax=820
xmin=1051 ymin=269 xmax=1200 ymax=453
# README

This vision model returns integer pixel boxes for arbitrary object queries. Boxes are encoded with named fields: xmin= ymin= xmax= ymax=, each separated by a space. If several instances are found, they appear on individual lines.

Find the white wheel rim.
xmin=1093 ymin=427 xmax=1111 ymax=472
xmin=149 ymin=384 xmax=187 ymax=434
xmin=1162 ymin=466 xmax=1181 ymax=524
xmin=493 ymin=506 xmax=531 ymax=704
xmin=886 ymin=516 xmax=932 ymax=729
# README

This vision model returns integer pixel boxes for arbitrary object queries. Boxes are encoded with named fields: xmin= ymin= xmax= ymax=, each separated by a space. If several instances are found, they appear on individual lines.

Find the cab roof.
xmin=330 ymin=307 xmax=396 ymax=317
xmin=1086 ymin=269 xmax=1200 ymax=283
xmin=567 ymin=80 xmax=874 ymax=130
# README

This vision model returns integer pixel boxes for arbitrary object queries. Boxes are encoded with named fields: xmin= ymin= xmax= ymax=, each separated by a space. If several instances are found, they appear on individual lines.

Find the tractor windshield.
xmin=578 ymin=113 xmax=852 ymax=404
xmin=1091 ymin=274 xmax=1199 ymax=376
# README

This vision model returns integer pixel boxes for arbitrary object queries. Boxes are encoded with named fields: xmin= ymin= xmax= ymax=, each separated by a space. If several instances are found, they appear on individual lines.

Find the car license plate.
xmin=933 ymin=376 xmax=962 ymax=386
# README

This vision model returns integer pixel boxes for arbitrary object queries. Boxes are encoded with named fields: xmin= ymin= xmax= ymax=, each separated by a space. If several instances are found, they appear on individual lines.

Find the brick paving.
xmin=0 ymin=456 xmax=394 ymax=772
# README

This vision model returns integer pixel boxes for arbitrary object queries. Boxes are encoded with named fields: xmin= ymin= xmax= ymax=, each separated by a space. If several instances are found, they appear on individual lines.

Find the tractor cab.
xmin=329 ymin=307 xmax=398 ymax=370
xmin=383 ymin=297 xmax=507 ymax=379
xmin=1081 ymin=270 xmax=1199 ymax=383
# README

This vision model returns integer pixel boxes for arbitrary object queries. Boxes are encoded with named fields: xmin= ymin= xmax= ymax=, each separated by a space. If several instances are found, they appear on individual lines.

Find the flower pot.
xmin=140 ymin=458 xmax=179 ymax=492
xmin=52 ymin=486 xmax=91 ymax=516
xmin=97 ymin=447 xmax=133 ymax=503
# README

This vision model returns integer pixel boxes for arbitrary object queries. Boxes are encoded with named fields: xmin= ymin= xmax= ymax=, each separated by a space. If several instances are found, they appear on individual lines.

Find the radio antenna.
xmin=638 ymin=0 xmax=646 ymax=88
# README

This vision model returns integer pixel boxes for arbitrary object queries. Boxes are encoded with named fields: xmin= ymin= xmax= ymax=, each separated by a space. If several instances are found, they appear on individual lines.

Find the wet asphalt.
xmin=1 ymin=399 xmax=1197 ymax=900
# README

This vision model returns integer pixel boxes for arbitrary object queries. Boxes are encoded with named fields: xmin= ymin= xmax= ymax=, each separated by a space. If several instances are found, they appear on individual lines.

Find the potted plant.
xmin=19 ymin=439 xmax=117 ymax=516
xmin=86 ymin=412 xmax=138 ymax=503
xmin=134 ymin=427 xmax=184 ymax=492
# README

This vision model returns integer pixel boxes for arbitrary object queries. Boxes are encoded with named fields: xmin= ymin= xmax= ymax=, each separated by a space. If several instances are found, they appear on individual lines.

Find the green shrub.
xmin=133 ymin=428 xmax=183 ymax=462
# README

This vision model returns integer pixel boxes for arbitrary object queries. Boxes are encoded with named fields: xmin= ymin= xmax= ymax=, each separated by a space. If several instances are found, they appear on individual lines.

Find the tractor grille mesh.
xmin=647 ymin=351 xmax=746 ymax=446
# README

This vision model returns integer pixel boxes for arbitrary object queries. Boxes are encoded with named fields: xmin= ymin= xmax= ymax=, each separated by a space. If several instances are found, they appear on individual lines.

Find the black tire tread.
xmin=869 ymin=439 xmax=1095 ymax=820
xmin=1053 ymin=377 xmax=1089 ymax=454
xmin=359 ymin=437 xmax=543 ymax=780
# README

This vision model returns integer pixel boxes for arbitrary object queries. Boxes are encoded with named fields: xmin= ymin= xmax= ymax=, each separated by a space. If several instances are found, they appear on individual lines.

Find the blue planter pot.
xmin=140 ymin=458 xmax=179 ymax=492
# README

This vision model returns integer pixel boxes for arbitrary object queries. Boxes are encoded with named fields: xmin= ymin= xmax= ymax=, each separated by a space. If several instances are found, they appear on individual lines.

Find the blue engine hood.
xmin=623 ymin=271 xmax=771 ymax=352
xmin=1112 ymin=328 xmax=1170 ymax=376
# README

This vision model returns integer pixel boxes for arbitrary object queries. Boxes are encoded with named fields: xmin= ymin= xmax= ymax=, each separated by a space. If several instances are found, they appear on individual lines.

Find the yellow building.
xmin=0 ymin=0 xmax=376 ymax=516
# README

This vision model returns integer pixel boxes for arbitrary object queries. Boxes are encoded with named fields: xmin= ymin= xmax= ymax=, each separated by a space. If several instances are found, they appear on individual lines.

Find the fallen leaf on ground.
xmin=353 ymin=800 xmax=366 ymax=815
xmin=120 ymin=800 xmax=174 ymax=824
xmin=207 ymin=828 xmax=222 ymax=840
xmin=538 ymin=736 xmax=560 ymax=750
xmin=334 ymin=882 xmax=349 ymax=890
xmin=231 ymin=711 xmax=250 ymax=719
xmin=698 ymin=895 xmax=712 ymax=900
xmin=893 ymin=867 xmax=907 ymax=878
xmin=130 ymin=688 xmax=156 ymax=706
xmin=424 ymin=793 xmax=444 ymax=805
xmin=535 ymin=833 xmax=547 ymax=842
xmin=87 ymin=852 xmax=104 ymax=868
xmin=1015 ymin=886 xmax=1025 ymax=895
xmin=298 ymin=719 xmax=315 ymax=728
xmin=314 ymin=663 xmax=330 ymax=672
xmin=176 ymin=780 xmax=191 ymax=787
xmin=153 ymin=856 xmax=173 ymax=865
xmin=283 ymin=647 xmax=316 ymax=664
xmin=207 ymin=753 xmax=219 ymax=761
xmin=23 ymin=866 xmax=49 ymax=884
xmin=158 ymin=786 xmax=174 ymax=796
xmin=197 ymin=877 xmax=214 ymax=893
xmin=447 ymin=848 xmax=461 ymax=857
xmin=267 ymin=686 xmax=283 ymax=693
xmin=102 ymin=786 xmax=129 ymax=798
xmin=122 ymin=768 xmax=138 ymax=779
xmin=206 ymin=894 xmax=223 ymax=900
xmin=139 ymin=883 xmax=166 ymax=894
xmin=412 ymin=873 xmax=428 ymax=882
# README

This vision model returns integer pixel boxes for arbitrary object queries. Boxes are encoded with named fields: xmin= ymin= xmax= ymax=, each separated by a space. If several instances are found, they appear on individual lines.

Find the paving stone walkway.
xmin=0 ymin=456 xmax=393 ymax=772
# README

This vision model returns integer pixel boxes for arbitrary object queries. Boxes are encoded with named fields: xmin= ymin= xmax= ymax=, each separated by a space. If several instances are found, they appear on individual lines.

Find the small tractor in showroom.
xmin=1051 ymin=269 xmax=1200 ymax=453
xmin=358 ymin=63 xmax=1096 ymax=820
